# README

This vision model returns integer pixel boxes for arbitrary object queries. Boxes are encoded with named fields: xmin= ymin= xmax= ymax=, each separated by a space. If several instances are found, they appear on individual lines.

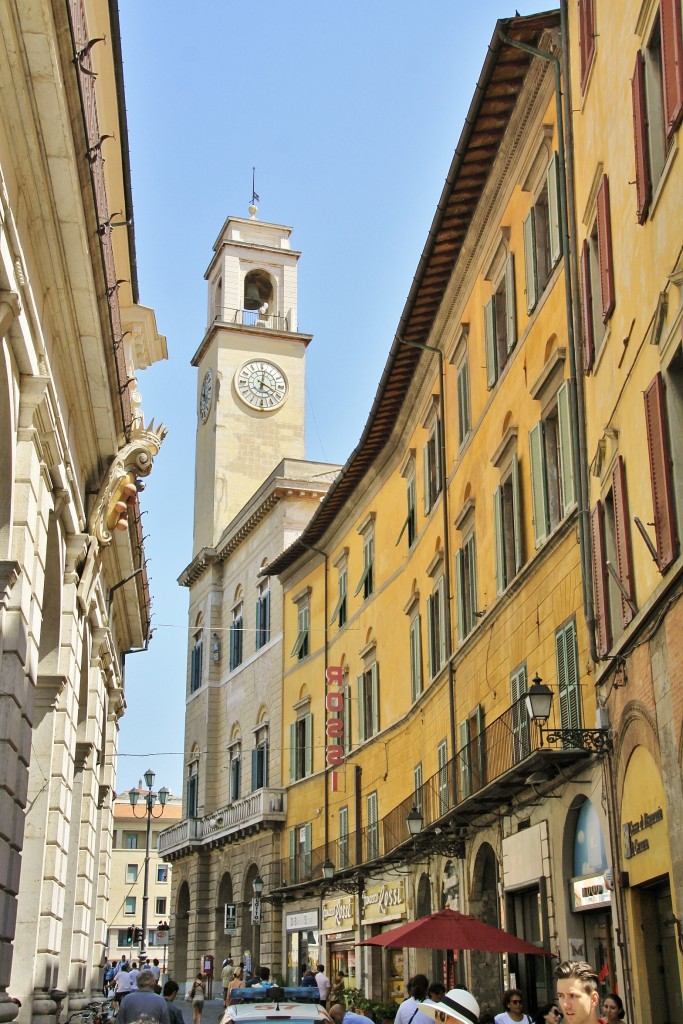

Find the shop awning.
xmin=356 ymin=908 xmax=553 ymax=955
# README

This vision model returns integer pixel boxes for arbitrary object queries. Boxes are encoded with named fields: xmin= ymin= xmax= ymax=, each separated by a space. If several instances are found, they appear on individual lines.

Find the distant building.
xmin=107 ymin=794 xmax=182 ymax=967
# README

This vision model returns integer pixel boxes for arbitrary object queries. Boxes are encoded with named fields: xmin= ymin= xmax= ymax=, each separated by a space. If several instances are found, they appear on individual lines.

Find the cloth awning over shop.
xmin=357 ymin=908 xmax=553 ymax=955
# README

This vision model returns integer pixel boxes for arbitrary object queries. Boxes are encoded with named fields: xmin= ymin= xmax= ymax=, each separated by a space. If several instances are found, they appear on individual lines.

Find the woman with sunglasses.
xmin=533 ymin=1003 xmax=563 ymax=1024
xmin=495 ymin=989 xmax=532 ymax=1024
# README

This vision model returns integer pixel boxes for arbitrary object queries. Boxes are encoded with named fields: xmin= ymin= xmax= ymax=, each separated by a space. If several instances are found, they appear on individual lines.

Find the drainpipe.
xmin=496 ymin=22 xmax=598 ymax=665
xmin=300 ymin=541 xmax=330 ymax=850
xmin=398 ymin=338 xmax=457 ymax=806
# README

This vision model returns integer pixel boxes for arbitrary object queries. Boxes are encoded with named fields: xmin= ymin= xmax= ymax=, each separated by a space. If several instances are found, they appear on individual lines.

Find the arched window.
xmin=187 ymin=748 xmax=200 ymax=818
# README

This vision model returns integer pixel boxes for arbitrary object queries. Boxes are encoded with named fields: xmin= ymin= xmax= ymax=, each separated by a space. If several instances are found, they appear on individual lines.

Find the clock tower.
xmin=191 ymin=205 xmax=312 ymax=554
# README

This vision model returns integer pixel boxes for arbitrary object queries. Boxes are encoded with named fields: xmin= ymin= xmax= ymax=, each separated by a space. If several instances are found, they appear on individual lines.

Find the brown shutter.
xmin=579 ymin=0 xmax=596 ymax=93
xmin=644 ymin=372 xmax=678 ymax=571
xmin=612 ymin=456 xmax=635 ymax=627
xmin=661 ymin=0 xmax=683 ymax=138
xmin=632 ymin=50 xmax=651 ymax=224
xmin=596 ymin=175 xmax=616 ymax=322
xmin=580 ymin=239 xmax=595 ymax=373
xmin=590 ymin=501 xmax=611 ymax=657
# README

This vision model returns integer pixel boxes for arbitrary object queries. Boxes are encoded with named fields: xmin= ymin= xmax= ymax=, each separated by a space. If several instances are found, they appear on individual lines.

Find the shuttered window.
xmin=424 ymin=420 xmax=442 ymax=513
xmin=413 ymin=763 xmax=423 ymax=815
xmin=437 ymin=739 xmax=449 ymax=814
xmin=494 ymin=454 xmax=523 ymax=593
xmin=580 ymin=240 xmax=595 ymax=372
xmin=510 ymin=665 xmax=530 ymax=764
xmin=590 ymin=501 xmax=611 ymax=657
xmin=661 ymin=0 xmax=683 ymax=137
xmin=612 ymin=456 xmax=636 ymax=626
xmin=486 ymin=254 xmax=517 ymax=388
xmin=366 ymin=791 xmax=379 ymax=860
xmin=251 ymin=740 xmax=268 ymax=791
xmin=290 ymin=713 xmax=313 ymax=781
xmin=457 ymin=357 xmax=471 ymax=446
xmin=358 ymin=663 xmax=379 ymax=742
xmin=409 ymin=612 xmax=423 ymax=702
xmin=556 ymin=619 xmax=581 ymax=734
xmin=330 ymin=568 xmax=347 ymax=628
xmin=255 ymin=583 xmax=270 ymax=650
xmin=291 ymin=601 xmax=310 ymax=659
xmin=397 ymin=477 xmax=417 ymax=549
xmin=190 ymin=636 xmax=203 ymax=693
xmin=578 ymin=0 xmax=596 ymax=93
xmin=644 ymin=372 xmax=679 ymax=571
xmin=229 ymin=604 xmax=244 ymax=669
xmin=632 ymin=50 xmax=652 ymax=223
xmin=339 ymin=807 xmax=349 ymax=869
xmin=596 ymin=175 xmax=616 ymax=322
xmin=523 ymin=211 xmax=537 ymax=314
xmin=524 ymin=157 xmax=561 ymax=316
xmin=529 ymin=381 xmax=576 ymax=547
xmin=455 ymin=534 xmax=477 ymax=641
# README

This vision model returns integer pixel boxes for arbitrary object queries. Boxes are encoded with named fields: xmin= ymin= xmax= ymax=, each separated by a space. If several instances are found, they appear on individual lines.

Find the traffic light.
xmin=134 ymin=927 xmax=143 ymax=944
xmin=126 ymin=926 xmax=133 ymax=945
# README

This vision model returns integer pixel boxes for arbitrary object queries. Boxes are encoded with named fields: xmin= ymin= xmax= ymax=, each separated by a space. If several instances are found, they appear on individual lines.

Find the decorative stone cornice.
xmin=34 ymin=673 xmax=68 ymax=710
xmin=0 ymin=288 xmax=21 ymax=336
xmin=0 ymin=560 xmax=21 ymax=609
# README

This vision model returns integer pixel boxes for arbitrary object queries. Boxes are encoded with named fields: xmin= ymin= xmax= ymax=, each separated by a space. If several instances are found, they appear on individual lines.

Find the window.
xmin=187 ymin=757 xmax=199 ymax=818
xmin=578 ymin=0 xmax=596 ymax=92
xmin=157 ymin=865 xmax=168 ymax=883
xmin=342 ymin=673 xmax=352 ymax=755
xmin=229 ymin=601 xmax=244 ymax=670
xmin=459 ymin=706 xmax=485 ymax=799
xmin=494 ymin=455 xmax=523 ymax=593
xmin=117 ymin=928 xmax=131 ymax=947
xmin=290 ymin=712 xmax=313 ymax=781
xmin=457 ymin=356 xmax=471 ymax=447
xmin=289 ymin=823 xmax=312 ymax=883
xmin=437 ymin=739 xmax=449 ymax=815
xmin=485 ymin=252 xmax=517 ymax=388
xmin=524 ymin=154 xmax=561 ymax=314
xmin=124 ymin=832 xmax=138 ymax=850
xmin=229 ymin=747 xmax=241 ymax=802
xmin=155 ymin=898 xmax=167 ymax=916
xmin=357 ymin=663 xmax=379 ymax=742
xmin=591 ymin=457 xmax=636 ymax=656
xmin=397 ymin=475 xmax=417 ymax=550
xmin=455 ymin=533 xmax=477 ymax=642
xmin=291 ymin=595 xmax=310 ymax=660
xmin=556 ymin=619 xmax=581 ymax=733
xmin=355 ymin=519 xmax=375 ymax=601
xmin=339 ymin=806 xmax=349 ymax=869
xmin=190 ymin=632 xmax=203 ymax=693
xmin=366 ymin=791 xmax=379 ymax=860
xmin=580 ymin=175 xmax=615 ymax=370
xmin=529 ymin=380 xmax=576 ymax=546
xmin=126 ymin=864 xmax=138 ymax=884
xmin=255 ymin=579 xmax=270 ymax=650
xmin=124 ymin=897 xmax=136 ymax=916
xmin=423 ymin=417 xmax=442 ymax=513
xmin=414 ymin=763 xmax=423 ymax=815
xmin=510 ymin=665 xmax=530 ymax=764
xmin=409 ymin=610 xmax=423 ymax=701
xmin=427 ymin=575 xmax=447 ymax=677
xmin=330 ymin=566 xmax=348 ymax=629
xmin=252 ymin=735 xmax=269 ymax=791
xmin=644 ymin=370 xmax=680 ymax=573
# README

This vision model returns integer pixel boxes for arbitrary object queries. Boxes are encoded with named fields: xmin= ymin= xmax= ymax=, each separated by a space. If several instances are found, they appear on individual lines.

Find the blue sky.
xmin=117 ymin=1 xmax=557 ymax=798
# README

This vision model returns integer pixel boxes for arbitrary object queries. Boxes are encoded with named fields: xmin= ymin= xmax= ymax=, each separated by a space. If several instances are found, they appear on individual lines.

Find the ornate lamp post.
xmin=525 ymin=674 xmax=612 ymax=754
xmin=129 ymin=769 xmax=169 ymax=960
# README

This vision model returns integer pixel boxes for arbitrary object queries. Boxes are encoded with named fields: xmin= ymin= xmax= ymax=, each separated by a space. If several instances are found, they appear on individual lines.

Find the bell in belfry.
xmin=244 ymin=280 xmax=261 ymax=310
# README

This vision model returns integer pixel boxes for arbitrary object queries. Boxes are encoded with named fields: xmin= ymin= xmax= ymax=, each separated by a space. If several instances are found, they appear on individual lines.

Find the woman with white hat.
xmin=418 ymin=987 xmax=481 ymax=1024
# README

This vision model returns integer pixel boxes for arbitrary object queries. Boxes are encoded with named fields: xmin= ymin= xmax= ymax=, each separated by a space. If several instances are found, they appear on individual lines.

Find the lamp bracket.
xmin=543 ymin=728 xmax=612 ymax=755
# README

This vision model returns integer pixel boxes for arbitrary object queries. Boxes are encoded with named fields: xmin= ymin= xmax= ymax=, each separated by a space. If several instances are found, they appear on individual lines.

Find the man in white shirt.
xmin=315 ymin=965 xmax=331 ymax=1007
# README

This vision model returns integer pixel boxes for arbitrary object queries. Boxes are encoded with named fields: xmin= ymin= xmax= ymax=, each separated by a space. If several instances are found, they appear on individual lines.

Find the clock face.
xmin=235 ymin=360 xmax=288 ymax=411
xmin=199 ymin=369 xmax=213 ymax=422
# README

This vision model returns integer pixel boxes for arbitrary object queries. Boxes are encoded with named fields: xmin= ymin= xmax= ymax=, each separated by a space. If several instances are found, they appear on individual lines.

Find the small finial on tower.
xmin=249 ymin=166 xmax=259 ymax=219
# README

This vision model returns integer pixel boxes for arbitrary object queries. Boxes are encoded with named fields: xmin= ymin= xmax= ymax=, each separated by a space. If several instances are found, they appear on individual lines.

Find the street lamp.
xmin=525 ymin=674 xmax=612 ymax=754
xmin=407 ymin=805 xmax=423 ymax=837
xmin=251 ymin=874 xmax=264 ymax=972
xmin=129 ymin=770 xmax=169 ymax=960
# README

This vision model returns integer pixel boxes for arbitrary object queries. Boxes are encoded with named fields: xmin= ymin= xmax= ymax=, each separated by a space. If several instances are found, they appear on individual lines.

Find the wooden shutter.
xmin=557 ymin=380 xmax=577 ymax=513
xmin=547 ymin=154 xmax=562 ymax=266
xmin=556 ymin=621 xmax=581 ymax=735
xmin=579 ymin=0 xmax=596 ymax=92
xmin=289 ymin=828 xmax=297 ymax=882
xmin=289 ymin=723 xmax=297 ymax=782
xmin=459 ymin=720 xmax=471 ymax=798
xmin=510 ymin=666 xmax=529 ymax=763
xmin=454 ymin=549 xmax=465 ymax=642
xmin=661 ymin=0 xmax=683 ymax=138
xmin=466 ymin=536 xmax=478 ymax=628
xmin=251 ymin=748 xmax=259 ymax=791
xmin=505 ymin=253 xmax=517 ymax=352
xmin=612 ymin=456 xmax=636 ymax=626
xmin=529 ymin=421 xmax=549 ymax=546
xmin=590 ymin=501 xmax=612 ymax=657
xmin=512 ymin=453 xmax=523 ymax=573
xmin=523 ymin=210 xmax=537 ymax=313
xmin=644 ymin=372 xmax=678 ymax=571
xmin=410 ymin=615 xmax=422 ymax=701
xmin=494 ymin=485 xmax=505 ymax=594
xmin=304 ymin=713 xmax=313 ymax=776
xmin=580 ymin=240 xmax=595 ymax=373
xmin=438 ymin=740 xmax=448 ymax=812
xmin=423 ymin=442 xmax=431 ymax=514
xmin=596 ymin=176 xmax=616 ymax=322
xmin=357 ymin=673 xmax=366 ymax=742
xmin=437 ymin=577 xmax=447 ymax=667
xmin=370 ymin=662 xmax=379 ymax=736
xmin=632 ymin=50 xmax=651 ymax=224
xmin=485 ymin=296 xmax=497 ymax=388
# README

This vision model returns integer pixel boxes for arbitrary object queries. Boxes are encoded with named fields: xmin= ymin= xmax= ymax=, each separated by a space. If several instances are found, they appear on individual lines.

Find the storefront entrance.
xmin=639 ymin=878 xmax=682 ymax=1024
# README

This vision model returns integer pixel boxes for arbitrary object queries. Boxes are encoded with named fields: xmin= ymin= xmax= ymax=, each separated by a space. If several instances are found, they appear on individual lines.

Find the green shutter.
xmin=371 ymin=662 xmax=379 ymax=735
xmin=423 ymin=443 xmax=431 ymax=514
xmin=547 ymin=153 xmax=562 ymax=267
xmin=557 ymin=381 xmax=576 ymax=513
xmin=457 ymin=360 xmax=470 ymax=444
xmin=529 ymin=421 xmax=549 ymax=546
xmin=289 ymin=827 xmax=296 ymax=882
xmin=474 ymin=704 xmax=485 ymax=789
xmin=304 ymin=713 xmax=313 ymax=776
xmin=251 ymin=748 xmax=258 ymax=791
xmin=524 ymin=210 xmax=538 ymax=313
xmin=459 ymin=720 xmax=470 ymax=798
xmin=512 ymin=454 xmax=523 ymax=573
xmin=426 ymin=594 xmax=435 ymax=677
xmin=485 ymin=296 xmax=497 ymax=389
xmin=455 ymin=549 xmax=465 ymax=642
xmin=505 ymin=253 xmax=517 ymax=352
xmin=343 ymin=685 xmax=351 ymax=753
xmin=510 ymin=666 xmax=529 ymax=763
xmin=434 ymin=423 xmax=442 ymax=496
xmin=289 ymin=722 xmax=296 ymax=782
xmin=357 ymin=673 xmax=366 ymax=742
xmin=494 ymin=485 xmax=505 ymax=594
xmin=467 ymin=536 xmax=478 ymax=626
xmin=437 ymin=577 xmax=447 ymax=667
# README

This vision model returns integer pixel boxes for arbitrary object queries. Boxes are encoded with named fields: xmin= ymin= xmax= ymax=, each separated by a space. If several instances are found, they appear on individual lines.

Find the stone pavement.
xmin=176 ymin=998 xmax=226 ymax=1024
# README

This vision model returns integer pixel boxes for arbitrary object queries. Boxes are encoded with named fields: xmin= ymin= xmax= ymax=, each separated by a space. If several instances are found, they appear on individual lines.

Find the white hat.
xmin=418 ymin=989 xmax=481 ymax=1024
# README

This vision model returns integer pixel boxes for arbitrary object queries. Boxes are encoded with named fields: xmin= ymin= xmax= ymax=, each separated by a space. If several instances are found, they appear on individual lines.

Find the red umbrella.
xmin=357 ymin=908 xmax=552 ymax=955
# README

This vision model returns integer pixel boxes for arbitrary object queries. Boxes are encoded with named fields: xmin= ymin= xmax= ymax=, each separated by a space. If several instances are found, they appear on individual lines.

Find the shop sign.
xmin=322 ymin=895 xmax=355 ymax=932
xmin=622 ymin=807 xmax=663 ymax=859
xmin=569 ymin=874 xmax=611 ymax=912
xmin=326 ymin=666 xmax=344 ymax=791
xmin=286 ymin=909 xmax=319 ymax=932
xmin=361 ymin=880 xmax=406 ymax=922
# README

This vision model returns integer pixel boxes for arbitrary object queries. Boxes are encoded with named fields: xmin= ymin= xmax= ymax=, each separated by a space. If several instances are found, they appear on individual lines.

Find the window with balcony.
xmin=460 ymin=705 xmax=485 ymax=799
xmin=357 ymin=662 xmax=379 ymax=743
xmin=485 ymin=253 xmax=517 ymax=388
xmin=524 ymin=154 xmax=561 ymax=314
xmin=229 ymin=600 xmax=244 ymax=670
xmin=255 ymin=578 xmax=270 ymax=650
xmin=187 ymin=753 xmax=199 ymax=818
xmin=366 ymin=791 xmax=379 ymax=860
xmin=229 ymin=742 xmax=241 ymax=802
xmin=124 ymin=897 xmax=136 ymax=916
xmin=252 ymin=722 xmax=269 ymax=791
xmin=580 ymin=174 xmax=615 ymax=371
xmin=291 ymin=590 xmax=311 ymax=661
xmin=529 ymin=380 xmax=576 ymax=546
xmin=290 ymin=711 xmax=313 ymax=781
xmin=556 ymin=618 xmax=581 ymax=732
xmin=510 ymin=664 xmax=530 ymax=764
xmin=355 ymin=514 xmax=375 ymax=600
xmin=591 ymin=457 xmax=636 ymax=656
xmin=339 ymin=806 xmax=349 ymax=869
xmin=190 ymin=630 xmax=203 ymax=694
xmin=437 ymin=738 xmax=449 ymax=815
xmin=289 ymin=823 xmax=312 ymax=883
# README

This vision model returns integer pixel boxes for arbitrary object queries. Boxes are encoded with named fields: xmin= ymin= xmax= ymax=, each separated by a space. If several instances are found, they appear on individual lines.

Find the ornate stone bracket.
xmin=0 ymin=560 xmax=21 ymax=610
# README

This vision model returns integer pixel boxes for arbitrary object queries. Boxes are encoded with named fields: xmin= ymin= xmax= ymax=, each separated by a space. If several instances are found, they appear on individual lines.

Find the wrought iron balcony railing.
xmin=212 ymin=306 xmax=290 ymax=332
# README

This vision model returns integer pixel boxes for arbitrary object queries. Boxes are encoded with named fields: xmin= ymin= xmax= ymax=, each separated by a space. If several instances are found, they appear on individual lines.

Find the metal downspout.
xmin=398 ymin=338 xmax=457 ymax=806
xmin=496 ymin=25 xmax=598 ymax=664
xmin=300 ymin=542 xmax=330 ymax=851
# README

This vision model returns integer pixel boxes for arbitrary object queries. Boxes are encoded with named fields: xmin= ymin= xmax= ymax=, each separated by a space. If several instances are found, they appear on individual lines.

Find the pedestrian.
xmin=227 ymin=968 xmax=245 ymax=1001
xmin=128 ymin=961 xmax=140 ymax=987
xmin=330 ymin=1004 xmax=371 ymax=1024
xmin=533 ymin=1003 xmax=563 ymax=1024
xmin=316 ymin=964 xmax=331 ymax=1007
xmin=302 ymin=970 xmax=318 ymax=989
xmin=554 ymin=961 xmax=601 ymax=1024
xmin=222 ymin=958 xmax=235 ymax=1002
xmin=428 ymin=984 xmax=446 ymax=1003
xmin=163 ymin=980 xmax=185 ymax=1024
xmin=189 ymin=972 xmax=206 ymax=1024
xmin=330 ymin=973 xmax=346 ymax=1006
xmin=117 ymin=969 xmax=170 ymax=1024
xmin=601 ymin=995 xmax=624 ymax=1024
xmin=113 ymin=962 xmax=133 ymax=1011
xmin=151 ymin=959 xmax=162 ymax=983
xmin=417 ymin=987 xmax=481 ymax=1024
xmin=395 ymin=975 xmax=433 ymax=1024
xmin=495 ymin=990 xmax=531 ymax=1024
